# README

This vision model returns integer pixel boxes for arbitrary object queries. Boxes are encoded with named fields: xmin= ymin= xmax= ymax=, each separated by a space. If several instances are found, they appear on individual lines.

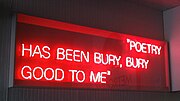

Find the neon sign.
xmin=14 ymin=14 xmax=169 ymax=91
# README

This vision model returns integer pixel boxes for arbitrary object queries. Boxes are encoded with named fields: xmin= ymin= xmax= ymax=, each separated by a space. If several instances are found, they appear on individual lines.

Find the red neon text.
xmin=90 ymin=71 xmax=110 ymax=84
xmin=127 ymin=39 xmax=161 ymax=55
xmin=20 ymin=66 xmax=111 ymax=83
xmin=22 ymin=44 xmax=51 ymax=59
xmin=126 ymin=57 xmax=149 ymax=69
xmin=56 ymin=48 xmax=90 ymax=62
xmin=21 ymin=66 xmax=64 ymax=81
xmin=94 ymin=52 xmax=122 ymax=67
xmin=69 ymin=70 xmax=86 ymax=83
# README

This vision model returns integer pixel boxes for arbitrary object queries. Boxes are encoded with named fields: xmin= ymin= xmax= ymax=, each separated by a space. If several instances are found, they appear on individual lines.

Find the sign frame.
xmin=10 ymin=13 xmax=170 ymax=92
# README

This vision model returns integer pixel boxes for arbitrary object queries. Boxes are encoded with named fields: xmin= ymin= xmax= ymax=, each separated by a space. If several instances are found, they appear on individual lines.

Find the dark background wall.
xmin=12 ymin=0 xmax=164 ymax=40
xmin=0 ymin=0 xmax=14 ymax=101
xmin=0 ymin=0 xmax=180 ymax=101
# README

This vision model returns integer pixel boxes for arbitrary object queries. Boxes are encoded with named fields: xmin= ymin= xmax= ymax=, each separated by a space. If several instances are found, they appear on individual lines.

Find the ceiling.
xmin=128 ymin=0 xmax=180 ymax=11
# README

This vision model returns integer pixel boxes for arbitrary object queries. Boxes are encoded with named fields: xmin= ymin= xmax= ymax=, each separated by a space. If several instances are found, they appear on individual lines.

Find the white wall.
xmin=164 ymin=6 xmax=180 ymax=91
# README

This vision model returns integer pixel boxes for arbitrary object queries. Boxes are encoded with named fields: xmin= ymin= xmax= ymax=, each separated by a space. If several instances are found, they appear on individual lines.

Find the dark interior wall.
xmin=0 ymin=0 xmax=180 ymax=101
xmin=12 ymin=0 xmax=164 ymax=40
xmin=7 ymin=88 xmax=180 ymax=101
xmin=0 ymin=0 xmax=14 ymax=101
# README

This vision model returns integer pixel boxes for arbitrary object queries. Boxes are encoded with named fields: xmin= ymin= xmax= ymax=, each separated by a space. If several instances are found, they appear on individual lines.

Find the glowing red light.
xmin=14 ymin=14 xmax=169 ymax=91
